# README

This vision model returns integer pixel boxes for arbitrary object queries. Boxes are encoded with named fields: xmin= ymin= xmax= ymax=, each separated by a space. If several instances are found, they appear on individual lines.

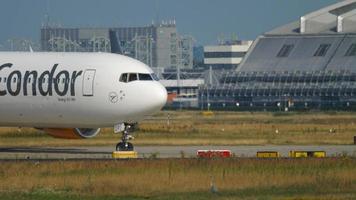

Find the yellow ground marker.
xmin=256 ymin=151 xmax=280 ymax=158
xmin=112 ymin=151 xmax=138 ymax=159
xmin=289 ymin=151 xmax=326 ymax=158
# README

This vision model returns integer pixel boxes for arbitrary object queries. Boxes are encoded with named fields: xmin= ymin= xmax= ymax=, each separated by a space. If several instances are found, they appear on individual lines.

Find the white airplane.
xmin=0 ymin=52 xmax=167 ymax=151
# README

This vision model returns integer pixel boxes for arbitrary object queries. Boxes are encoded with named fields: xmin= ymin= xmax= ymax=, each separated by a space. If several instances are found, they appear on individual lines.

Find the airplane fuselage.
xmin=0 ymin=52 xmax=167 ymax=128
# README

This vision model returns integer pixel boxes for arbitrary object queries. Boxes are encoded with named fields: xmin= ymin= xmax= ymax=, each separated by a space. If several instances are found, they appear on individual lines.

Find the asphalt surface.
xmin=0 ymin=145 xmax=355 ymax=160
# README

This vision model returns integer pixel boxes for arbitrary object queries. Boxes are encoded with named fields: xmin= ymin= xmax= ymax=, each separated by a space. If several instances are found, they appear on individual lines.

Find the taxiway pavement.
xmin=0 ymin=145 xmax=355 ymax=160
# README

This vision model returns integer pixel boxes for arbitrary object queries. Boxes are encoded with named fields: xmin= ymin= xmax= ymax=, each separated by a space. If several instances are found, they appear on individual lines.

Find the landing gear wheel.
xmin=115 ymin=123 xmax=136 ymax=151
xmin=116 ymin=142 xmax=134 ymax=151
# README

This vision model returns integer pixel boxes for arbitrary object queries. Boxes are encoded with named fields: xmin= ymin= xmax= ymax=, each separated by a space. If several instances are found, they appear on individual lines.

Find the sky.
xmin=0 ymin=0 xmax=338 ymax=46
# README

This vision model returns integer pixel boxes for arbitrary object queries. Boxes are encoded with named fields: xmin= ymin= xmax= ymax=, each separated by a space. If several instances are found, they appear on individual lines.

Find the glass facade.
xmin=204 ymin=52 xmax=246 ymax=58
xmin=199 ymin=70 xmax=356 ymax=110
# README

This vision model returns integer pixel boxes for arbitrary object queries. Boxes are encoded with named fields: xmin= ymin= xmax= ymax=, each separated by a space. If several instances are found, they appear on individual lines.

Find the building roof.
xmin=238 ymin=34 xmax=356 ymax=72
xmin=266 ymin=0 xmax=356 ymax=35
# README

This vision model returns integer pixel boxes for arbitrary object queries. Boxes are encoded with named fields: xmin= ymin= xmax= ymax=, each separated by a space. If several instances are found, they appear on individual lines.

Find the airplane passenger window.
xmin=0 ymin=78 xmax=1 ymax=82
xmin=138 ymin=73 xmax=153 ymax=81
xmin=128 ymin=73 xmax=138 ymax=82
xmin=119 ymin=73 xmax=128 ymax=83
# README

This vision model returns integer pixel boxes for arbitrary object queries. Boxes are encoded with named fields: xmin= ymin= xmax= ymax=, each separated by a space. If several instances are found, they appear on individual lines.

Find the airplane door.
xmin=83 ymin=69 xmax=96 ymax=96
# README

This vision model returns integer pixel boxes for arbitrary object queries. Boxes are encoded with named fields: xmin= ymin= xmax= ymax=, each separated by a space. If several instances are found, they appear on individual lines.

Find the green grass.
xmin=0 ymin=158 xmax=355 ymax=200
xmin=2 ymin=188 xmax=355 ymax=200
xmin=0 ymin=111 xmax=356 ymax=146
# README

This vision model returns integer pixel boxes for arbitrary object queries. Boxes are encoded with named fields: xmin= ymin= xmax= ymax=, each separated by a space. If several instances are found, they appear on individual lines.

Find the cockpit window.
xmin=151 ymin=73 xmax=159 ymax=81
xmin=119 ymin=73 xmax=128 ymax=82
xmin=138 ymin=73 xmax=153 ymax=81
xmin=120 ymin=72 xmax=159 ymax=83
xmin=128 ymin=73 xmax=138 ymax=82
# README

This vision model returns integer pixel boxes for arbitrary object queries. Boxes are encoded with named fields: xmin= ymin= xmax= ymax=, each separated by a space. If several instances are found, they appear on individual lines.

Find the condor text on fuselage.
xmin=0 ymin=63 xmax=82 ymax=97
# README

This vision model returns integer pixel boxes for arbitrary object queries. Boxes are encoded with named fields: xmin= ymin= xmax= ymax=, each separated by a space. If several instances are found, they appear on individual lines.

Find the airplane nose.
xmin=151 ymin=82 xmax=167 ymax=110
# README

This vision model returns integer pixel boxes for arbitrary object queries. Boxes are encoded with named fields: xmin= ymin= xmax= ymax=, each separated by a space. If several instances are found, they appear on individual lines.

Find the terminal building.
xmin=40 ymin=21 xmax=193 ymax=69
xmin=199 ymin=0 xmax=356 ymax=110
xmin=204 ymin=40 xmax=253 ymax=70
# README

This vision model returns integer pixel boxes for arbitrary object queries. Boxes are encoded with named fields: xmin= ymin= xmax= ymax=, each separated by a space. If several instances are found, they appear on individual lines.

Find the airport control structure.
xmin=40 ymin=21 xmax=194 ymax=70
xmin=199 ymin=0 xmax=356 ymax=111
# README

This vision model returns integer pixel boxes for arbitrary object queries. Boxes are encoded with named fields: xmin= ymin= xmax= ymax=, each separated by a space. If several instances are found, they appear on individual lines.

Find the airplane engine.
xmin=42 ymin=128 xmax=101 ymax=139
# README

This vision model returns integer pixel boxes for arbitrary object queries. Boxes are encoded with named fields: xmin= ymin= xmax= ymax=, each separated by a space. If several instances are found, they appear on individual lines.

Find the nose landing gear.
xmin=115 ymin=123 xmax=135 ymax=151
